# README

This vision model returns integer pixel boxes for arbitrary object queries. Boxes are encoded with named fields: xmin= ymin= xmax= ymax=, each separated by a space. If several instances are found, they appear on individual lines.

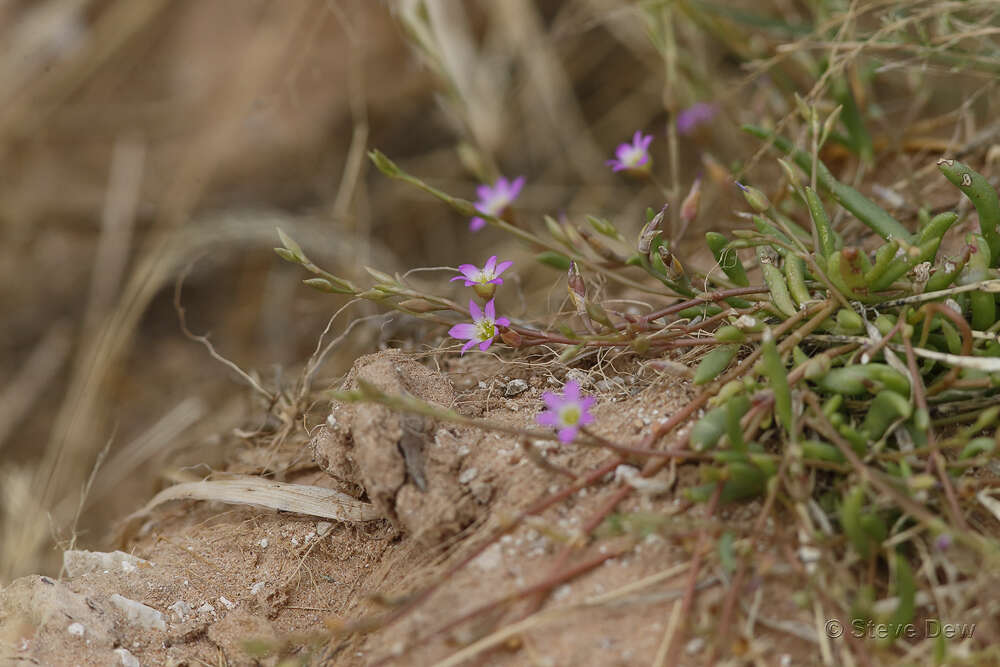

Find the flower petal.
xmin=557 ymin=426 xmax=578 ymax=443
xmin=469 ymin=300 xmax=483 ymax=321
xmin=484 ymin=255 xmax=497 ymax=273
xmin=579 ymin=396 xmax=596 ymax=410
xmin=484 ymin=299 xmax=496 ymax=321
xmin=495 ymin=316 xmax=510 ymax=327
xmin=536 ymin=410 xmax=560 ymax=427
xmin=476 ymin=184 xmax=493 ymax=201
xmin=508 ymin=176 xmax=525 ymax=199
xmin=461 ymin=339 xmax=477 ymax=354
xmin=495 ymin=260 xmax=513 ymax=276
xmin=448 ymin=323 xmax=476 ymax=340
xmin=478 ymin=338 xmax=494 ymax=351
xmin=542 ymin=392 xmax=563 ymax=410
xmin=562 ymin=381 xmax=580 ymax=401
xmin=469 ymin=217 xmax=487 ymax=232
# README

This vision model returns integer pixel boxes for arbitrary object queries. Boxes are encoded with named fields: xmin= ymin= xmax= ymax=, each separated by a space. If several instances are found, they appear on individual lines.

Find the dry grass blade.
xmin=126 ymin=477 xmax=380 ymax=524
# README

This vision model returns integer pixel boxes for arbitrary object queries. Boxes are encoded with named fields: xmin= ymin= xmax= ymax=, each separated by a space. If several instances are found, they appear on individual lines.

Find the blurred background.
xmin=2 ymin=0 xmax=997 ymax=581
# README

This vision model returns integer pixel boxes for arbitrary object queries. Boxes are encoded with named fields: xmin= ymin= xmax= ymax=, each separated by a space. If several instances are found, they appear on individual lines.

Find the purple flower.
xmin=676 ymin=102 xmax=718 ymax=135
xmin=607 ymin=131 xmax=653 ymax=173
xmin=451 ymin=255 xmax=514 ymax=300
xmin=448 ymin=299 xmax=510 ymax=354
xmin=470 ymin=176 xmax=525 ymax=232
xmin=935 ymin=534 xmax=953 ymax=551
xmin=536 ymin=380 xmax=596 ymax=443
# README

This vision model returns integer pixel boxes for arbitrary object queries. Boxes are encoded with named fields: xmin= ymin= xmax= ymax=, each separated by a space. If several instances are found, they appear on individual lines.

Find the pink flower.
xmin=607 ymin=131 xmax=653 ymax=173
xmin=451 ymin=255 xmax=513 ymax=300
xmin=471 ymin=177 xmax=525 ymax=232
xmin=448 ymin=299 xmax=510 ymax=354
xmin=676 ymin=102 xmax=718 ymax=135
xmin=536 ymin=380 xmax=596 ymax=443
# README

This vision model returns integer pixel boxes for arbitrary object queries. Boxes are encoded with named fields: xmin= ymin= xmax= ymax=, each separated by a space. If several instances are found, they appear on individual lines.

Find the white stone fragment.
xmin=472 ymin=543 xmax=502 ymax=571
xmin=316 ymin=521 xmax=333 ymax=537
xmin=168 ymin=600 xmax=192 ymax=621
xmin=197 ymin=602 xmax=215 ymax=614
xmin=504 ymin=379 xmax=529 ymax=396
xmin=63 ymin=550 xmax=152 ymax=578
xmin=109 ymin=594 xmax=166 ymax=631
xmin=67 ymin=622 xmax=85 ymax=637
xmin=115 ymin=648 xmax=141 ymax=667
xmin=685 ymin=637 xmax=706 ymax=655
xmin=250 ymin=581 xmax=266 ymax=595
xmin=458 ymin=467 xmax=478 ymax=484
xmin=258 ymin=538 xmax=269 ymax=548
xmin=613 ymin=465 xmax=672 ymax=497
xmin=565 ymin=369 xmax=591 ymax=388
xmin=218 ymin=596 xmax=236 ymax=610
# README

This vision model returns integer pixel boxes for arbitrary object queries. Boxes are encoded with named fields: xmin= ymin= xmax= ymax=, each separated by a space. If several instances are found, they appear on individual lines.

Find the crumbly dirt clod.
xmin=312 ymin=349 xmax=479 ymax=546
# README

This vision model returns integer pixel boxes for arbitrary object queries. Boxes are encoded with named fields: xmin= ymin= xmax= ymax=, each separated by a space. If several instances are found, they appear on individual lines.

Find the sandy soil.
xmin=1 ymin=349 xmax=818 ymax=666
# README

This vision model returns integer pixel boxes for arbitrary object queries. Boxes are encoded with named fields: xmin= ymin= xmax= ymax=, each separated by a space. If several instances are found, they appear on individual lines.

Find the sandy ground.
xmin=1 ymin=349 xmax=820 ymax=666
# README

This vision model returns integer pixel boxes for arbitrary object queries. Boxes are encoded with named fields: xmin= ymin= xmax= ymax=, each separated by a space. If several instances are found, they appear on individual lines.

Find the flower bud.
xmin=737 ymin=182 xmax=771 ymax=213
xmin=638 ymin=204 xmax=667 ymax=253
xmin=500 ymin=328 xmax=523 ymax=348
xmin=680 ymin=177 xmax=702 ymax=225
xmin=398 ymin=298 xmax=440 ymax=313
xmin=473 ymin=283 xmax=497 ymax=300
xmin=657 ymin=245 xmax=686 ymax=282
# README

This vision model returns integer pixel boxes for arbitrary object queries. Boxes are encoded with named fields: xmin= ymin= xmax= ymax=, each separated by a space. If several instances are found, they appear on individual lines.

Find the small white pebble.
xmin=505 ymin=379 xmax=529 ymax=396
xmin=478 ymin=381 xmax=488 ymax=390
xmin=219 ymin=596 xmax=236 ymax=610
xmin=290 ymin=537 xmax=300 ymax=546
xmin=326 ymin=413 xmax=337 ymax=428
xmin=258 ymin=538 xmax=268 ymax=548
xmin=197 ymin=602 xmax=215 ymax=614
xmin=457 ymin=445 xmax=470 ymax=457
xmin=316 ymin=521 xmax=333 ymax=537
xmin=115 ymin=648 xmax=140 ymax=667
xmin=121 ymin=561 xmax=136 ymax=574
xmin=250 ymin=581 xmax=265 ymax=595
xmin=458 ymin=467 xmax=478 ymax=484
xmin=168 ymin=600 xmax=192 ymax=621
xmin=685 ymin=637 xmax=706 ymax=655
xmin=67 ymin=622 xmax=85 ymax=637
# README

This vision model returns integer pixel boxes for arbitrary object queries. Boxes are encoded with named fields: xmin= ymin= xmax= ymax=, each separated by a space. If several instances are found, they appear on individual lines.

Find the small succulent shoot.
xmin=536 ymin=380 xmax=596 ymax=443
xmin=676 ymin=102 xmax=718 ymax=136
xmin=451 ymin=255 xmax=513 ymax=300
xmin=607 ymin=130 xmax=653 ymax=175
xmin=448 ymin=299 xmax=510 ymax=354
xmin=470 ymin=177 xmax=525 ymax=232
